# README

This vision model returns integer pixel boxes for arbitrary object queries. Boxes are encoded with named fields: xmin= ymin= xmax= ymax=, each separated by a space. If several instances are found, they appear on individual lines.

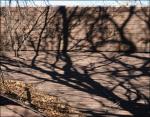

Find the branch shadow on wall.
xmin=1 ymin=6 xmax=150 ymax=117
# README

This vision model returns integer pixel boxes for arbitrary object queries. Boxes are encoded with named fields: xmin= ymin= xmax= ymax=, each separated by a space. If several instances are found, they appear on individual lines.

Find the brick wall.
xmin=1 ymin=7 xmax=149 ymax=52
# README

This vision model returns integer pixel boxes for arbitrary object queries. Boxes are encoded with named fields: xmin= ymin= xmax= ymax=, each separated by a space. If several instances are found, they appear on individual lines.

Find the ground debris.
xmin=0 ymin=79 xmax=83 ymax=117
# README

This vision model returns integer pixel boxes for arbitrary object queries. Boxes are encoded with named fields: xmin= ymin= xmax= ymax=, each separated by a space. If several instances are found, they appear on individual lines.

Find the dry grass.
xmin=0 ymin=79 xmax=83 ymax=117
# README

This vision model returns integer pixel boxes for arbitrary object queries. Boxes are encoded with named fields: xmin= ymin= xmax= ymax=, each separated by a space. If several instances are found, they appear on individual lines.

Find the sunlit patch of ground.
xmin=1 ymin=52 xmax=149 ymax=116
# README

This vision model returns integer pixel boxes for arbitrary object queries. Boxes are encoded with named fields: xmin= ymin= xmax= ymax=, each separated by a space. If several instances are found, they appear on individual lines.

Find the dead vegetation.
xmin=0 ymin=79 xmax=83 ymax=117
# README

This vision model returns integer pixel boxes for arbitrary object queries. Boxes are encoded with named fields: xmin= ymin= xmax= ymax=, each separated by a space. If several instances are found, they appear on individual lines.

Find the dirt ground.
xmin=1 ymin=51 xmax=150 ymax=117
xmin=0 ymin=95 xmax=43 ymax=117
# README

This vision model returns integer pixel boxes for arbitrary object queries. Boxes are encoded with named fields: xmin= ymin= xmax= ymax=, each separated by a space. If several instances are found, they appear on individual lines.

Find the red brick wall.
xmin=1 ymin=7 xmax=149 ymax=52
